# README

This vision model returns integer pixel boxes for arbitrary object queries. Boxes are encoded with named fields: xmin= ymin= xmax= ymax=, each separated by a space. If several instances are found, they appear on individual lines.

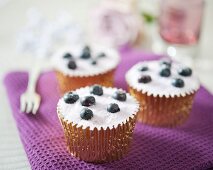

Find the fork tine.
xmin=20 ymin=95 xmax=27 ymax=113
xmin=26 ymin=101 xmax=33 ymax=113
xmin=32 ymin=99 xmax=40 ymax=115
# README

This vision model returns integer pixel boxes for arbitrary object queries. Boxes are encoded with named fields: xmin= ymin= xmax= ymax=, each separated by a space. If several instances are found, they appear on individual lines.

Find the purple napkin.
xmin=4 ymin=47 xmax=213 ymax=170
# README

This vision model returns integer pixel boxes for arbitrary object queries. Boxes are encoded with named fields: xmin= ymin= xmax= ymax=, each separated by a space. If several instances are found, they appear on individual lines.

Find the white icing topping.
xmin=52 ymin=44 xmax=120 ymax=77
xmin=125 ymin=60 xmax=200 ymax=98
xmin=57 ymin=86 xmax=139 ymax=130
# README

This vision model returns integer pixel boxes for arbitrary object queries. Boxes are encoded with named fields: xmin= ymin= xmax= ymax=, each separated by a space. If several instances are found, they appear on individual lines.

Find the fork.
xmin=20 ymin=61 xmax=41 ymax=114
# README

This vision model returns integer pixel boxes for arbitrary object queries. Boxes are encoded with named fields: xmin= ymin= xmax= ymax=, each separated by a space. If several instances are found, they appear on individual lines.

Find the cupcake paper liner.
xmin=55 ymin=69 xmax=115 ymax=94
xmin=57 ymin=108 xmax=137 ymax=162
xmin=128 ymin=85 xmax=196 ymax=127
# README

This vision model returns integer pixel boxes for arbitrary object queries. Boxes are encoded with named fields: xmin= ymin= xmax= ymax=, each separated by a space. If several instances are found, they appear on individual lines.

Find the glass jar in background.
xmin=159 ymin=0 xmax=204 ymax=66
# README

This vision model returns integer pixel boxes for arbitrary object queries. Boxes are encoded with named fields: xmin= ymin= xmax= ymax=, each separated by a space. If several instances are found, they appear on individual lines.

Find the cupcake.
xmin=53 ymin=44 xmax=120 ymax=94
xmin=125 ymin=59 xmax=200 ymax=127
xmin=57 ymin=85 xmax=139 ymax=162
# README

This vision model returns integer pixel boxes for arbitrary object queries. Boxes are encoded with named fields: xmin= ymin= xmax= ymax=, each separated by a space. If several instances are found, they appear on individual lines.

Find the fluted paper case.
xmin=57 ymin=109 xmax=137 ymax=163
xmin=128 ymin=85 xmax=196 ymax=127
xmin=55 ymin=69 xmax=115 ymax=94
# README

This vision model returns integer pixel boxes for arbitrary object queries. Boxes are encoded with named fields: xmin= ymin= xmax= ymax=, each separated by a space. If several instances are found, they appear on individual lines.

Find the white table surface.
xmin=0 ymin=0 xmax=213 ymax=169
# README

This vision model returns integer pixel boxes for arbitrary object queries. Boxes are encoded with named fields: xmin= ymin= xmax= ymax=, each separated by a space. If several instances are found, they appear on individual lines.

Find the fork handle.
xmin=27 ymin=60 xmax=42 ymax=93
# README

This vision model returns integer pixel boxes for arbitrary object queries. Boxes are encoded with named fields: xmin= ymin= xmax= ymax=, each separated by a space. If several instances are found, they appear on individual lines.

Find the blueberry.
xmin=107 ymin=103 xmax=120 ymax=113
xmin=91 ymin=60 xmax=97 ymax=65
xmin=80 ymin=96 xmax=96 ymax=106
xmin=160 ymin=60 xmax=172 ymax=68
xmin=138 ymin=75 xmax=152 ymax=83
xmin=63 ymin=92 xmax=79 ymax=104
xmin=80 ymin=46 xmax=91 ymax=59
xmin=84 ymin=46 xmax=90 ymax=52
xmin=178 ymin=67 xmax=192 ymax=77
xmin=172 ymin=78 xmax=184 ymax=88
xmin=159 ymin=68 xmax=171 ymax=77
xmin=112 ymin=90 xmax=126 ymax=101
xmin=90 ymin=85 xmax=103 ymax=96
xmin=97 ymin=52 xmax=106 ymax=58
xmin=81 ymin=50 xmax=91 ymax=59
xmin=80 ymin=108 xmax=93 ymax=120
xmin=63 ymin=52 xmax=72 ymax=59
xmin=68 ymin=60 xmax=77 ymax=70
xmin=139 ymin=66 xmax=148 ymax=72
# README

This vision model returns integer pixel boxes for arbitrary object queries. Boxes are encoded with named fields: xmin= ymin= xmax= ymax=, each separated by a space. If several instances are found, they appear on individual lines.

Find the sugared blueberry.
xmin=160 ymin=60 xmax=172 ymax=68
xmin=112 ymin=90 xmax=127 ymax=101
xmin=138 ymin=75 xmax=152 ymax=83
xmin=97 ymin=52 xmax=106 ymax=58
xmin=63 ymin=92 xmax=79 ymax=104
xmin=107 ymin=103 xmax=120 ymax=113
xmin=90 ymin=85 xmax=103 ymax=96
xmin=80 ymin=46 xmax=91 ymax=59
xmin=80 ymin=108 xmax=93 ymax=120
xmin=84 ymin=46 xmax=90 ymax=52
xmin=159 ymin=68 xmax=171 ymax=77
xmin=91 ymin=60 xmax=97 ymax=65
xmin=172 ymin=78 xmax=184 ymax=88
xmin=80 ymin=96 xmax=96 ymax=106
xmin=139 ymin=66 xmax=148 ymax=72
xmin=178 ymin=67 xmax=192 ymax=77
xmin=63 ymin=52 xmax=72 ymax=59
xmin=68 ymin=60 xmax=77 ymax=70
xmin=81 ymin=51 xmax=91 ymax=59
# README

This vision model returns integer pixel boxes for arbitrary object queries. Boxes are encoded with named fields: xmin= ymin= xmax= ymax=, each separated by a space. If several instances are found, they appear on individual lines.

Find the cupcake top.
xmin=57 ymin=85 xmax=139 ymax=130
xmin=52 ymin=44 xmax=120 ymax=77
xmin=125 ymin=59 xmax=200 ymax=98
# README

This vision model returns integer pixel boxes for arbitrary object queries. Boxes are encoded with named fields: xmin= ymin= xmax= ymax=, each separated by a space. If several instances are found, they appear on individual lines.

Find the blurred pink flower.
xmin=91 ymin=3 xmax=143 ymax=47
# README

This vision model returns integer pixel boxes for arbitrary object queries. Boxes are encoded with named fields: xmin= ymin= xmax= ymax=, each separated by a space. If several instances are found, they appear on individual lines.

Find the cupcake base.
xmin=58 ymin=111 xmax=137 ymax=163
xmin=128 ymin=86 xmax=195 ymax=127
xmin=55 ymin=69 xmax=115 ymax=94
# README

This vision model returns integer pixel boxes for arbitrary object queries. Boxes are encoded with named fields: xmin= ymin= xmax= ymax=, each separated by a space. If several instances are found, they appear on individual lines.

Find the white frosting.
xmin=57 ymin=86 xmax=139 ymax=130
xmin=125 ymin=60 xmax=200 ymax=98
xmin=52 ymin=44 xmax=120 ymax=77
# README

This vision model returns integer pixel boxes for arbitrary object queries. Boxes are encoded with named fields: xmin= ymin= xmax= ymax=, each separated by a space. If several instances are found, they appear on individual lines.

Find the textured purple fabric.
xmin=4 ymin=47 xmax=213 ymax=170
